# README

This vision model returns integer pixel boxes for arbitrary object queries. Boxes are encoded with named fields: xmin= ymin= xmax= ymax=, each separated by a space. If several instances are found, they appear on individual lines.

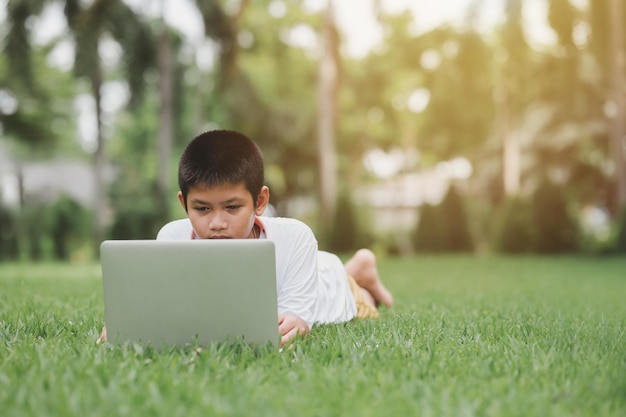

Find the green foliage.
xmin=490 ymin=180 xmax=580 ymax=254
xmin=531 ymin=178 xmax=579 ymax=253
xmin=412 ymin=203 xmax=447 ymax=252
xmin=4 ymin=0 xmax=46 ymax=87
xmin=0 ymin=204 xmax=19 ymax=260
xmin=65 ymin=0 xmax=156 ymax=107
xmin=108 ymin=181 xmax=165 ymax=240
xmin=412 ymin=185 xmax=473 ymax=252
xmin=1 ymin=257 xmax=626 ymax=417
xmin=0 ymin=37 xmax=77 ymax=149
xmin=419 ymin=30 xmax=496 ymax=159
xmin=16 ymin=196 xmax=92 ymax=261
xmin=614 ymin=206 xmax=626 ymax=253
xmin=3 ymin=0 xmax=626 ymax=260
xmin=491 ymin=178 xmax=580 ymax=254
xmin=49 ymin=196 xmax=92 ymax=260
xmin=325 ymin=190 xmax=372 ymax=253
xmin=20 ymin=201 xmax=52 ymax=260
xmin=326 ymin=190 xmax=358 ymax=252
xmin=490 ymin=195 xmax=536 ymax=253
xmin=231 ymin=2 xmax=320 ymax=198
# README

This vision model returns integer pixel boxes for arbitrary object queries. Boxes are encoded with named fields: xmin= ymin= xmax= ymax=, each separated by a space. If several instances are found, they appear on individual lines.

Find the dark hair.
xmin=178 ymin=130 xmax=264 ymax=207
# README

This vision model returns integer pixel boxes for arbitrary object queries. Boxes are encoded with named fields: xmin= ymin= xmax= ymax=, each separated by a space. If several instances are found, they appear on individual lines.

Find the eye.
xmin=226 ymin=205 xmax=241 ymax=211
xmin=194 ymin=207 xmax=209 ymax=212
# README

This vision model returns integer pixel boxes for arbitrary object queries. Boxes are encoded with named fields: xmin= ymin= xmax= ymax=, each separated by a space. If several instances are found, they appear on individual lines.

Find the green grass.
xmin=1 ymin=255 xmax=625 ymax=417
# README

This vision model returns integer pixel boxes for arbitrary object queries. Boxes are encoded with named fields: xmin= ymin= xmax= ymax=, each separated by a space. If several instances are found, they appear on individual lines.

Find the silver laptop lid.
xmin=101 ymin=239 xmax=278 ymax=348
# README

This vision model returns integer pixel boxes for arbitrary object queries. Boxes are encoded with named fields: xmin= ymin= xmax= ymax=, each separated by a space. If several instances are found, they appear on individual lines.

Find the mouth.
xmin=209 ymin=235 xmax=231 ymax=239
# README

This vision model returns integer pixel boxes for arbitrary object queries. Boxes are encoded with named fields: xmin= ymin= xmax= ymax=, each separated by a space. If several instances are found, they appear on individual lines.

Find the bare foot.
xmin=344 ymin=249 xmax=394 ymax=307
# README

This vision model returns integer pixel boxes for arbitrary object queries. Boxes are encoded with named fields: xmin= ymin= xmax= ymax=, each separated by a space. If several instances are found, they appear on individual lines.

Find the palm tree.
xmin=2 ymin=0 xmax=60 ymax=150
xmin=2 ymin=0 xmax=78 ymax=246
xmin=155 ymin=1 xmax=174 ymax=226
xmin=63 ymin=0 xmax=156 ymax=248
xmin=193 ymin=0 xmax=249 ymax=87
xmin=317 ymin=0 xmax=339 ymax=230
xmin=497 ymin=0 xmax=528 ymax=197
xmin=608 ymin=0 xmax=626 ymax=213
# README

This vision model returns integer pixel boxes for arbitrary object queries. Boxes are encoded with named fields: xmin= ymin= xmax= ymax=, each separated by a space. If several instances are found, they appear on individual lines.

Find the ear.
xmin=177 ymin=191 xmax=187 ymax=212
xmin=255 ymin=186 xmax=270 ymax=216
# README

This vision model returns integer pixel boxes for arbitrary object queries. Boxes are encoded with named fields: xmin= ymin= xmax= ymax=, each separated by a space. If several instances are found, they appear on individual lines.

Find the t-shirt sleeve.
xmin=156 ymin=219 xmax=192 ymax=240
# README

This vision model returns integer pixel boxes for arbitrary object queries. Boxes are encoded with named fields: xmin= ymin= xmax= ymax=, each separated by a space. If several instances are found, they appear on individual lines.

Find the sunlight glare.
xmin=420 ymin=49 xmax=442 ymax=71
xmin=74 ymin=94 xmax=98 ymax=154
xmin=363 ymin=148 xmax=406 ymax=179
xmin=407 ymin=88 xmax=430 ymax=114
xmin=269 ymin=0 xmax=288 ymax=18
xmin=0 ymin=90 xmax=18 ymax=115
xmin=435 ymin=158 xmax=473 ymax=180
xmin=280 ymin=24 xmax=318 ymax=51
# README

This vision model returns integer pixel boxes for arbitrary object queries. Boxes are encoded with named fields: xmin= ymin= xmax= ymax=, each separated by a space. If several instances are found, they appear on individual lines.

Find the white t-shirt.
xmin=156 ymin=217 xmax=357 ymax=328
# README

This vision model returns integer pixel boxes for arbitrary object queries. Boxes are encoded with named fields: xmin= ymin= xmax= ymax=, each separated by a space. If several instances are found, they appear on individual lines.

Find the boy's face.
xmin=179 ymin=182 xmax=269 ymax=239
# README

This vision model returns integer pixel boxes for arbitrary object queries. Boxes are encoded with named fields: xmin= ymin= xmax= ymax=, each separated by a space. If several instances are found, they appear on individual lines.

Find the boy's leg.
xmin=344 ymin=249 xmax=394 ymax=308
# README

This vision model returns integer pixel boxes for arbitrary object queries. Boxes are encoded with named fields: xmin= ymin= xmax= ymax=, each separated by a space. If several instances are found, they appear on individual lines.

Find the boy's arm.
xmin=276 ymin=239 xmax=318 ymax=330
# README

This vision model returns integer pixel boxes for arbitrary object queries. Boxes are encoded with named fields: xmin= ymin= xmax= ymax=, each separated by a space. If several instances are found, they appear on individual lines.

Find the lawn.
xmin=1 ymin=255 xmax=625 ymax=417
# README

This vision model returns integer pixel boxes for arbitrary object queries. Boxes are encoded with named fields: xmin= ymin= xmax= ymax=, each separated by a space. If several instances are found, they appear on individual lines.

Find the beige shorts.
xmin=347 ymin=274 xmax=380 ymax=319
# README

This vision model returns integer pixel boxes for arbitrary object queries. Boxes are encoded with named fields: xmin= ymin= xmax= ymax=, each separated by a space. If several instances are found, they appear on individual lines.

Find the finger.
xmin=280 ymin=325 xmax=307 ymax=347
xmin=278 ymin=317 xmax=294 ymax=336
xmin=280 ymin=328 xmax=297 ymax=347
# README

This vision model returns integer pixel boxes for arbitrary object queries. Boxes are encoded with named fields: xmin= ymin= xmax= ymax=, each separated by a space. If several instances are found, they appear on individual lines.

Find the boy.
xmin=99 ymin=130 xmax=393 ymax=347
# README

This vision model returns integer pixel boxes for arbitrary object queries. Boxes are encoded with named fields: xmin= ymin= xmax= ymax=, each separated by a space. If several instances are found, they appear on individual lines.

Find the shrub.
xmin=49 ymin=196 xmax=91 ymax=260
xmin=108 ymin=180 xmax=167 ymax=240
xmin=412 ymin=185 xmax=473 ymax=253
xmin=0 ymin=204 xmax=19 ymax=260
xmin=614 ymin=206 xmax=626 ymax=254
xmin=490 ymin=195 xmax=536 ymax=254
xmin=109 ymin=198 xmax=164 ymax=240
xmin=531 ymin=178 xmax=578 ymax=253
xmin=20 ymin=201 xmax=51 ymax=260
xmin=326 ymin=190 xmax=372 ymax=253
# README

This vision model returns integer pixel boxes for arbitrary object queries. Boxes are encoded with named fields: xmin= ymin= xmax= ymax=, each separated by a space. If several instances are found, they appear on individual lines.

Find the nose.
xmin=208 ymin=211 xmax=228 ymax=231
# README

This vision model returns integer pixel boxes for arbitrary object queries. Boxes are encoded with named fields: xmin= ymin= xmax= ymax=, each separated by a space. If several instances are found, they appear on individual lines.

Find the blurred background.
xmin=1 ymin=0 xmax=626 ymax=262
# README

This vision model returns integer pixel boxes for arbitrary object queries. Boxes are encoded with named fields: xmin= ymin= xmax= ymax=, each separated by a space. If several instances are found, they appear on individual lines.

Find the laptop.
xmin=100 ymin=239 xmax=278 ymax=348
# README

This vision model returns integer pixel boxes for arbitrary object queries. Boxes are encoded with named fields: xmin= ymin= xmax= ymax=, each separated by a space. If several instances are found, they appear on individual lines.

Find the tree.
xmin=2 ymin=0 xmax=71 ymax=149
xmin=607 ymin=0 xmax=626 ymax=213
xmin=531 ymin=177 xmax=578 ymax=253
xmin=156 ymin=3 xmax=174 ymax=226
xmin=412 ymin=185 xmax=473 ymax=253
xmin=192 ymin=0 xmax=323 ymax=210
xmin=317 ymin=0 xmax=340 ymax=230
xmin=496 ymin=0 xmax=532 ymax=197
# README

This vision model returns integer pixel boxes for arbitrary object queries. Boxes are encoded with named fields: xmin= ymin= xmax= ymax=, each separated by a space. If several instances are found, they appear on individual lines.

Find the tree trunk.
xmin=609 ymin=0 xmax=626 ymax=213
xmin=502 ymin=97 xmax=520 ymax=196
xmin=496 ymin=54 xmax=520 ymax=197
xmin=91 ymin=67 xmax=106 ymax=253
xmin=157 ymin=26 xmax=173 ymax=223
xmin=316 ymin=0 xmax=339 ymax=229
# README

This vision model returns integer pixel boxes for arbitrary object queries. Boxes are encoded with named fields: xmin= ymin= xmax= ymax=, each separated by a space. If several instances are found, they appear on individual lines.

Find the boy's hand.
xmin=98 ymin=318 xmax=311 ymax=348
xmin=278 ymin=314 xmax=310 ymax=347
